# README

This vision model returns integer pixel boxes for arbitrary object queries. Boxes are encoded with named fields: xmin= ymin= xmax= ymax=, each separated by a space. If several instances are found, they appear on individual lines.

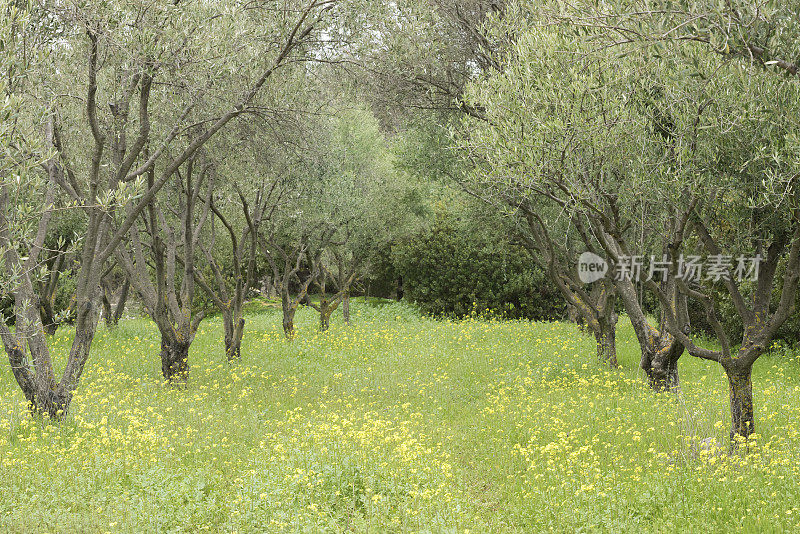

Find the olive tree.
xmin=304 ymin=104 xmax=397 ymax=330
xmin=461 ymin=4 xmax=800 ymax=439
xmin=539 ymin=0 xmax=800 ymax=438
xmin=1 ymin=0 xmax=340 ymax=412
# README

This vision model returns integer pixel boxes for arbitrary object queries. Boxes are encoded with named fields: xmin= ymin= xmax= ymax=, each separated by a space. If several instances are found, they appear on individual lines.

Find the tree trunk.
xmin=101 ymin=290 xmax=113 ymax=329
xmin=567 ymin=304 xmax=577 ymax=323
xmin=6 ymin=344 xmax=37 ymax=409
xmin=101 ymin=278 xmax=129 ymax=329
xmin=223 ymin=310 xmax=245 ymax=361
xmin=726 ymin=364 xmax=755 ymax=441
xmin=343 ymin=292 xmax=350 ymax=325
xmin=594 ymin=317 xmax=618 ymax=368
xmin=613 ymin=273 xmax=686 ymax=393
xmin=282 ymin=303 xmax=296 ymax=340
xmin=40 ymin=301 xmax=58 ymax=336
xmin=567 ymin=305 xmax=585 ymax=331
xmin=161 ymin=336 xmax=190 ymax=384
xmin=111 ymin=278 xmax=130 ymax=327
xmin=4 ymin=342 xmax=69 ymax=418
xmin=642 ymin=339 xmax=682 ymax=392
xmin=38 ymin=386 xmax=69 ymax=419
xmin=320 ymin=308 xmax=331 ymax=331
xmin=262 ymin=277 xmax=277 ymax=299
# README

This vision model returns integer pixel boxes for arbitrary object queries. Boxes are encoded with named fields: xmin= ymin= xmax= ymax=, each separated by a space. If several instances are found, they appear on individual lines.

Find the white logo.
xmin=578 ymin=252 xmax=608 ymax=284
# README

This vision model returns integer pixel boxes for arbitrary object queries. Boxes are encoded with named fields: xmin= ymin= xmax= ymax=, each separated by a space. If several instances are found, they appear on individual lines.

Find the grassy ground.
xmin=0 ymin=300 xmax=799 ymax=533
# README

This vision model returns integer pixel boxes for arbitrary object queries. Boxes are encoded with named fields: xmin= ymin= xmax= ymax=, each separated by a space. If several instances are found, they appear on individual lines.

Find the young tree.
xmin=0 ymin=1 xmax=58 ymax=413
xmin=301 ymin=103 xmax=396 ymax=330
xmin=513 ymin=204 xmax=620 ymax=367
xmin=192 ymin=176 xmax=274 ymax=361
xmin=308 ymin=229 xmax=360 ymax=331
xmin=115 ymin=157 xmax=213 ymax=383
xmin=258 ymin=214 xmax=334 ymax=339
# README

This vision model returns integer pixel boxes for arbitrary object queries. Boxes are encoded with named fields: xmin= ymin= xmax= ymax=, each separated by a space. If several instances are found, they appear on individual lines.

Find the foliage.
xmin=393 ymin=210 xmax=565 ymax=320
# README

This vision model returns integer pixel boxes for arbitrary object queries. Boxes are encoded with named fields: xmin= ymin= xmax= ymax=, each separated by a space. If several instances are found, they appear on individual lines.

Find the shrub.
xmin=391 ymin=214 xmax=565 ymax=320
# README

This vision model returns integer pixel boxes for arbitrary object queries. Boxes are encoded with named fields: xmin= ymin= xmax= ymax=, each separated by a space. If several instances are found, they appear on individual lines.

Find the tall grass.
xmin=0 ymin=300 xmax=798 ymax=532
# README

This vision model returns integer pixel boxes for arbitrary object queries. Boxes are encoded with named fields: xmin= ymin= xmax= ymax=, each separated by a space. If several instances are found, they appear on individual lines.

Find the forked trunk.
xmin=225 ymin=337 xmax=241 ymax=361
xmin=726 ymin=363 xmax=755 ymax=442
xmin=161 ymin=337 xmax=190 ymax=384
xmin=613 ymin=274 xmax=686 ymax=393
xmin=9 ymin=347 xmax=67 ymax=418
xmin=4 ymin=298 xmax=102 ymax=419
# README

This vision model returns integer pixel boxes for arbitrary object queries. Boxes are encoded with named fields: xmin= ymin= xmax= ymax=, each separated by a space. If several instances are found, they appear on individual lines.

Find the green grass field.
xmin=1 ymin=300 xmax=799 ymax=533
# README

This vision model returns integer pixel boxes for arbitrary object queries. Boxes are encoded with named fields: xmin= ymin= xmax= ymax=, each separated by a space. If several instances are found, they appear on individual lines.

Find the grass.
xmin=0 ymin=300 xmax=799 ymax=533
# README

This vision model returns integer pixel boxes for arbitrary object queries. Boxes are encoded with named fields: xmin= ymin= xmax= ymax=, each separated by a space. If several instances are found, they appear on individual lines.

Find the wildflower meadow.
xmin=1 ymin=301 xmax=798 ymax=533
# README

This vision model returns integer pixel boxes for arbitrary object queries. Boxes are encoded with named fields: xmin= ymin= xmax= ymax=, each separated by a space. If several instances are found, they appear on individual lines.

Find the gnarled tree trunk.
xmin=580 ymin=281 xmax=619 ymax=368
xmin=616 ymin=277 xmax=686 ymax=392
xmin=643 ymin=338 xmax=682 ymax=392
xmin=160 ymin=334 xmax=191 ymax=384
xmin=319 ymin=300 xmax=334 ymax=331
xmin=726 ymin=363 xmax=754 ymax=441
xmin=282 ymin=293 xmax=298 ymax=339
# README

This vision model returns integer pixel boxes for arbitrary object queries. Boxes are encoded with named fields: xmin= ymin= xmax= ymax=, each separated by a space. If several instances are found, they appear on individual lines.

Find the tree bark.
xmin=320 ymin=306 xmax=332 ymax=331
xmin=343 ymin=292 xmax=350 ymax=325
xmin=644 ymin=340 xmax=682 ymax=392
xmin=581 ymin=280 xmax=619 ymax=368
xmin=223 ymin=310 xmax=245 ymax=362
xmin=6 ymin=344 xmax=37 ymax=409
xmin=107 ymin=278 xmax=130 ymax=328
xmin=726 ymin=363 xmax=755 ymax=441
xmin=571 ymin=306 xmax=586 ymax=332
xmin=161 ymin=336 xmax=190 ymax=384
xmin=282 ymin=296 xmax=296 ymax=340
xmin=262 ymin=277 xmax=277 ymax=299
xmin=593 ymin=315 xmax=618 ymax=368
xmin=101 ymin=291 xmax=113 ymax=330
xmin=613 ymin=269 xmax=686 ymax=392
xmin=40 ymin=302 xmax=58 ymax=336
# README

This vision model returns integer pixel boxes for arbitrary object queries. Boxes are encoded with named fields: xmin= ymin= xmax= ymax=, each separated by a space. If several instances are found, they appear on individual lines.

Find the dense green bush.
xmin=391 ymin=214 xmax=565 ymax=320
